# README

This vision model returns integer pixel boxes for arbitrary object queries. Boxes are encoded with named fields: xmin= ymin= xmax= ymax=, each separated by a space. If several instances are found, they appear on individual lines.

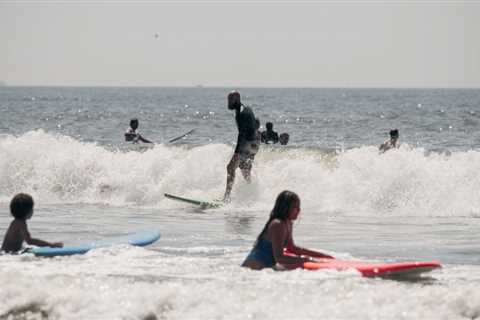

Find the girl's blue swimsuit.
xmin=244 ymin=238 xmax=276 ymax=268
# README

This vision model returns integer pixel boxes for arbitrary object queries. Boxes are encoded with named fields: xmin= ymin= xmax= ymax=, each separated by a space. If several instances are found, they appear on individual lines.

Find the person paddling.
xmin=125 ymin=119 xmax=153 ymax=144
xmin=1 ymin=193 xmax=63 ymax=253
xmin=242 ymin=190 xmax=333 ymax=270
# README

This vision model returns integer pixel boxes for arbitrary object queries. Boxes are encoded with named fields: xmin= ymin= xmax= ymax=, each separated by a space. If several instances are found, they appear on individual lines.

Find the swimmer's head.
xmin=227 ymin=91 xmax=241 ymax=110
xmin=390 ymin=129 xmax=399 ymax=139
xmin=130 ymin=118 xmax=139 ymax=130
xmin=279 ymin=133 xmax=289 ymax=145
xmin=266 ymin=122 xmax=273 ymax=130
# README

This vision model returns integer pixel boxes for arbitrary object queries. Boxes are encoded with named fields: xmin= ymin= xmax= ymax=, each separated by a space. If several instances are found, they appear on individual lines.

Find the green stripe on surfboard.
xmin=164 ymin=193 xmax=223 ymax=209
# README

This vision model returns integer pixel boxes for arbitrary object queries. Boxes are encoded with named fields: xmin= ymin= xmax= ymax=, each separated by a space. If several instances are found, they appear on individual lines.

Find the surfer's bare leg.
xmin=224 ymin=154 xmax=240 ymax=201
xmin=239 ymin=154 xmax=254 ymax=183
xmin=241 ymin=168 xmax=251 ymax=183
xmin=240 ymin=159 xmax=252 ymax=183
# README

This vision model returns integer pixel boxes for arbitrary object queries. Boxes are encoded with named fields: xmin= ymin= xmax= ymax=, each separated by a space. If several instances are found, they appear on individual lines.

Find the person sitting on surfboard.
xmin=1 ymin=193 xmax=63 ymax=253
xmin=223 ymin=91 xmax=259 ymax=202
xmin=261 ymin=122 xmax=279 ymax=144
xmin=242 ymin=191 xmax=333 ymax=270
xmin=379 ymin=129 xmax=400 ymax=153
xmin=125 ymin=119 xmax=153 ymax=144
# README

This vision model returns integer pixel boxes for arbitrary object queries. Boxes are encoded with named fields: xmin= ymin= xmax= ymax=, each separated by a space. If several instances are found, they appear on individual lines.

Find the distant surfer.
xmin=1 ymin=193 xmax=63 ymax=253
xmin=261 ymin=122 xmax=279 ymax=144
xmin=125 ymin=119 xmax=153 ymax=144
xmin=242 ymin=190 xmax=333 ymax=270
xmin=223 ymin=91 xmax=259 ymax=202
xmin=279 ymin=133 xmax=289 ymax=145
xmin=379 ymin=129 xmax=399 ymax=153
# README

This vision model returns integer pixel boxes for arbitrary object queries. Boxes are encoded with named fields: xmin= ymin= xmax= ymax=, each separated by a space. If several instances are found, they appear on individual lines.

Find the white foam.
xmin=0 ymin=249 xmax=479 ymax=320
xmin=2 ymin=130 xmax=480 ymax=217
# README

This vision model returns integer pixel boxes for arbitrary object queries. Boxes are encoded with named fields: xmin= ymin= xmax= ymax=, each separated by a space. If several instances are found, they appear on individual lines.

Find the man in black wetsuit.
xmin=261 ymin=122 xmax=279 ymax=144
xmin=223 ymin=91 xmax=259 ymax=202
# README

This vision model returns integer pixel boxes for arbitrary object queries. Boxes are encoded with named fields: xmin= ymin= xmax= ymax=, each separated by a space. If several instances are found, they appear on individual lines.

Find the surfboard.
xmin=125 ymin=142 xmax=155 ymax=152
xmin=168 ymin=129 xmax=195 ymax=143
xmin=29 ymin=230 xmax=161 ymax=257
xmin=164 ymin=193 xmax=223 ymax=209
xmin=297 ymin=258 xmax=441 ymax=278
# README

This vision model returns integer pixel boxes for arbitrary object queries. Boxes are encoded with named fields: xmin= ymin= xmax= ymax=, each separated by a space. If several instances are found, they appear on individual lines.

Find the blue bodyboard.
xmin=29 ymin=230 xmax=161 ymax=257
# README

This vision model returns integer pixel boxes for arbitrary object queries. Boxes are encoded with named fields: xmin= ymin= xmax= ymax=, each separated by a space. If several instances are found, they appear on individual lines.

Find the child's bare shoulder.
xmin=9 ymin=219 xmax=28 ymax=232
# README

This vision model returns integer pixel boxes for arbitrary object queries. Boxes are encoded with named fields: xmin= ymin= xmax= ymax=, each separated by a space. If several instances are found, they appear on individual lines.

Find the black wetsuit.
xmin=234 ymin=106 xmax=258 ymax=169
xmin=261 ymin=130 xmax=279 ymax=144
xmin=234 ymin=106 xmax=257 ymax=154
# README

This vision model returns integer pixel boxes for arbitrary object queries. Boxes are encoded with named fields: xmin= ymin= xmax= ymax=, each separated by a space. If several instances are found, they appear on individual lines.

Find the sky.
xmin=0 ymin=0 xmax=479 ymax=87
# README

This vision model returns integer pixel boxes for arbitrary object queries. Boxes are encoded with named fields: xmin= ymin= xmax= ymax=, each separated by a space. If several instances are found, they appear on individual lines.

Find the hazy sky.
xmin=1 ymin=1 xmax=479 ymax=87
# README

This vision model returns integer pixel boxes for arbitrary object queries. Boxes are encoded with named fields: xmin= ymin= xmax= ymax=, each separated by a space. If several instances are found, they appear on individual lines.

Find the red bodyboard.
xmin=300 ymin=258 xmax=441 ymax=277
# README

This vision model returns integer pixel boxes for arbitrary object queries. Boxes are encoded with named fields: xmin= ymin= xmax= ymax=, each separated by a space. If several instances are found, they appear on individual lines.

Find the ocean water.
xmin=0 ymin=87 xmax=480 ymax=319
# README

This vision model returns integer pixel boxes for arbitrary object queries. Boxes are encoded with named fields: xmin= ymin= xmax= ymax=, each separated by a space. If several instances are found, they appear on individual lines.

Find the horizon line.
xmin=1 ymin=84 xmax=480 ymax=90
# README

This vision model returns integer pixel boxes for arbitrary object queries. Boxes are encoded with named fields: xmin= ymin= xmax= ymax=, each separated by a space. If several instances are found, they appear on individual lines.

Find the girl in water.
xmin=242 ymin=190 xmax=333 ymax=270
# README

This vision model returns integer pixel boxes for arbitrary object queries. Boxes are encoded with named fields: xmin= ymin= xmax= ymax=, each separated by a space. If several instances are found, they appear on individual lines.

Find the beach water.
xmin=1 ymin=87 xmax=480 ymax=319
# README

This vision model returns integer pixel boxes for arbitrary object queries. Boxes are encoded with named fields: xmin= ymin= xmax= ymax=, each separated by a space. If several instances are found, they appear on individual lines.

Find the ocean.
xmin=1 ymin=87 xmax=479 ymax=319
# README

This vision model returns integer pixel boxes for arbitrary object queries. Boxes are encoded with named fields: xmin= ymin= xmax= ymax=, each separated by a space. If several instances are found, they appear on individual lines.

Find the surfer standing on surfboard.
xmin=125 ymin=118 xmax=153 ymax=144
xmin=223 ymin=91 xmax=259 ymax=202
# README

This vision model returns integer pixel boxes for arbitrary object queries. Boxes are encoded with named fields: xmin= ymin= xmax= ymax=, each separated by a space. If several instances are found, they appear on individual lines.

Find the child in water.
xmin=242 ymin=190 xmax=333 ymax=270
xmin=1 ymin=193 xmax=63 ymax=253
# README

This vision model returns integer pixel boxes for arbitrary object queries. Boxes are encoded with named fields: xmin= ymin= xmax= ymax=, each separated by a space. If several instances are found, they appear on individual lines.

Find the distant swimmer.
xmin=242 ymin=190 xmax=333 ymax=270
xmin=1 ymin=193 xmax=63 ymax=253
xmin=379 ymin=129 xmax=399 ymax=153
xmin=261 ymin=122 xmax=279 ymax=144
xmin=279 ymin=133 xmax=290 ymax=145
xmin=223 ymin=91 xmax=259 ymax=202
xmin=125 ymin=119 xmax=153 ymax=144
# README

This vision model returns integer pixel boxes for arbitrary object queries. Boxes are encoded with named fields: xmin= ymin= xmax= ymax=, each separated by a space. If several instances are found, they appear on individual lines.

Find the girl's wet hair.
xmin=255 ymin=190 xmax=300 ymax=244
xmin=10 ymin=193 xmax=34 ymax=219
